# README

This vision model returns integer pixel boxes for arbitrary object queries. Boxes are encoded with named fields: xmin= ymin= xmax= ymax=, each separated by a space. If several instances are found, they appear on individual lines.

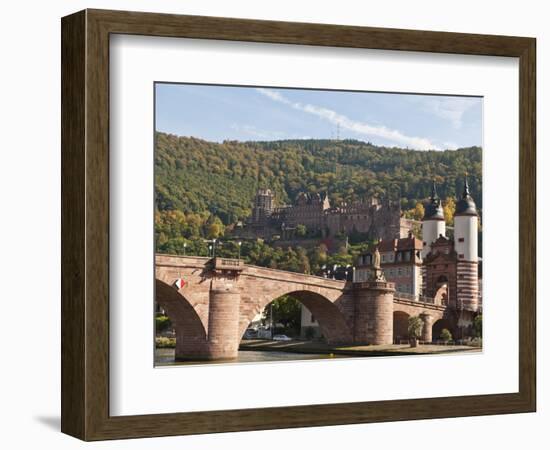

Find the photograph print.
xmin=154 ymin=83 xmax=483 ymax=366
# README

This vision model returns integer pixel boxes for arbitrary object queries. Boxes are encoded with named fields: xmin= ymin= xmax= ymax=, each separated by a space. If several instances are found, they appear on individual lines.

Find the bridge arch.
xmin=393 ymin=311 xmax=410 ymax=344
xmin=239 ymin=289 xmax=353 ymax=345
xmin=432 ymin=318 xmax=453 ymax=342
xmin=155 ymin=279 xmax=208 ymax=359
xmin=434 ymin=275 xmax=449 ymax=306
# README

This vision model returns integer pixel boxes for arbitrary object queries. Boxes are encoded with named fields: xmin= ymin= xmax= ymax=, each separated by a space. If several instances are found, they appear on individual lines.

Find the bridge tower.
xmin=421 ymin=181 xmax=446 ymax=259
xmin=353 ymin=280 xmax=395 ymax=345
xmin=454 ymin=178 xmax=479 ymax=312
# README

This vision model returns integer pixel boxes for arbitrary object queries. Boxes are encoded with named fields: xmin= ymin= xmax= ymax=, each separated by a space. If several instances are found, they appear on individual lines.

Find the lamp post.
xmin=212 ymin=238 xmax=217 ymax=258
xmin=183 ymin=242 xmax=187 ymax=256
xmin=270 ymin=302 xmax=274 ymax=339
xmin=208 ymin=245 xmax=212 ymax=257
xmin=237 ymin=241 xmax=242 ymax=260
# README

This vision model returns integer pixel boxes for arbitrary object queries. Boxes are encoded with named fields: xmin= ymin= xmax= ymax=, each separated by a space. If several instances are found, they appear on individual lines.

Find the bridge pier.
xmin=175 ymin=333 xmax=210 ymax=361
xmin=174 ymin=288 xmax=242 ymax=361
xmin=353 ymin=281 xmax=395 ymax=345
xmin=420 ymin=313 xmax=433 ymax=343
xmin=206 ymin=288 xmax=241 ymax=360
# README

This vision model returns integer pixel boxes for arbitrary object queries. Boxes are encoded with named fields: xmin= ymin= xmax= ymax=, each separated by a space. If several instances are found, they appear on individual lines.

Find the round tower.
xmin=206 ymin=288 xmax=241 ymax=359
xmin=421 ymin=181 xmax=446 ymax=258
xmin=454 ymin=179 xmax=478 ymax=261
xmin=354 ymin=280 xmax=395 ymax=345
xmin=454 ymin=178 xmax=479 ymax=311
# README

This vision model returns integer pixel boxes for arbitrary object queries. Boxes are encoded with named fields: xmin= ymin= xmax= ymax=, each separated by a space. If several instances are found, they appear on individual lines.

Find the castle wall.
xmin=248 ymin=190 xmax=402 ymax=242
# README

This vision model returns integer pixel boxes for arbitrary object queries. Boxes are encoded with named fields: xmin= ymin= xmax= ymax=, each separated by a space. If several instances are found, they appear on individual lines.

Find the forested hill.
xmin=155 ymin=132 xmax=482 ymax=226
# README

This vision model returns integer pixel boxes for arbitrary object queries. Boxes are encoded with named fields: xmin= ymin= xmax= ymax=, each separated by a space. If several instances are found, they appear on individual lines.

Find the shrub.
xmin=304 ymin=326 xmax=316 ymax=340
xmin=467 ymin=337 xmax=482 ymax=347
xmin=155 ymin=336 xmax=176 ymax=348
xmin=155 ymin=315 xmax=172 ymax=333
xmin=440 ymin=328 xmax=453 ymax=343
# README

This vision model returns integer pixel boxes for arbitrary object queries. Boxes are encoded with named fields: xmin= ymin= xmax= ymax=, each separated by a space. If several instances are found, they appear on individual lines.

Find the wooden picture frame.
xmin=61 ymin=9 xmax=536 ymax=441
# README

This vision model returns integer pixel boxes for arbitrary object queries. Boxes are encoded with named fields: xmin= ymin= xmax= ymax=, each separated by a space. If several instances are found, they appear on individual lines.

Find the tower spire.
xmin=462 ymin=177 xmax=470 ymax=198
xmin=455 ymin=177 xmax=477 ymax=216
xmin=430 ymin=180 xmax=439 ymax=201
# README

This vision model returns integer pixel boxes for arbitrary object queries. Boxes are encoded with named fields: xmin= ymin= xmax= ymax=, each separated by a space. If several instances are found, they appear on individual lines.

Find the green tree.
xmin=295 ymin=224 xmax=307 ymax=237
xmin=206 ymin=216 xmax=225 ymax=239
xmin=408 ymin=316 xmax=424 ymax=347
xmin=155 ymin=315 xmax=172 ymax=334
xmin=473 ymin=315 xmax=482 ymax=338
xmin=264 ymin=295 xmax=302 ymax=336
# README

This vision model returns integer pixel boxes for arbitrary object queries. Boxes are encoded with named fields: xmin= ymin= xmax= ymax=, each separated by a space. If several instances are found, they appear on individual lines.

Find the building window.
xmin=458 ymin=237 xmax=465 ymax=243
xmin=459 ymin=254 xmax=465 ymax=259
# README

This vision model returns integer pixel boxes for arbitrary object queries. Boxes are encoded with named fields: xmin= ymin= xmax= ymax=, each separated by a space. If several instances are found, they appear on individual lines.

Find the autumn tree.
xmin=413 ymin=202 xmax=425 ymax=220
xmin=443 ymin=197 xmax=456 ymax=225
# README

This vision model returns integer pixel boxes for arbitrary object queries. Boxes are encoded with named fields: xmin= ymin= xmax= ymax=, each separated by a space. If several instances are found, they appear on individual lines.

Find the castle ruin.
xmin=241 ymin=189 xmax=413 ymax=241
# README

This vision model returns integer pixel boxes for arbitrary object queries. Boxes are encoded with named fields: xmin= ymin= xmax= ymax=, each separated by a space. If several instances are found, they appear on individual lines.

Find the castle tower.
xmin=252 ymin=189 xmax=274 ymax=224
xmin=421 ymin=181 xmax=446 ymax=259
xmin=454 ymin=178 xmax=479 ymax=311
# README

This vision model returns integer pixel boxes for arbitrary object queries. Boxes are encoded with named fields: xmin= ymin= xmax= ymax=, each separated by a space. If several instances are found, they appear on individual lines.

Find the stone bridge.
xmin=155 ymin=254 xmax=447 ymax=360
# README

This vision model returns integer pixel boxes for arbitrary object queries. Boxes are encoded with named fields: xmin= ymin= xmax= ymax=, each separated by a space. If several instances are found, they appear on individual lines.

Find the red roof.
xmin=376 ymin=234 xmax=422 ymax=252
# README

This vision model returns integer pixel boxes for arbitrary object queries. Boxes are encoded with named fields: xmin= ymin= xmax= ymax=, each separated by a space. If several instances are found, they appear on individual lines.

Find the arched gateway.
xmin=155 ymin=254 xmax=447 ymax=360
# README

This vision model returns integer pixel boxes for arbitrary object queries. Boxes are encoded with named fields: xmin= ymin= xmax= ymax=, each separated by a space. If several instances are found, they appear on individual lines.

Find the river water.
xmin=155 ymin=348 xmax=348 ymax=366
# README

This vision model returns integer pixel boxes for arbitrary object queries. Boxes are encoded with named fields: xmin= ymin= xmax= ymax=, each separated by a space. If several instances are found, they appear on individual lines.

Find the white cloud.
xmin=418 ymin=97 xmax=479 ymax=129
xmin=442 ymin=141 xmax=459 ymax=150
xmin=256 ymin=88 xmax=439 ymax=150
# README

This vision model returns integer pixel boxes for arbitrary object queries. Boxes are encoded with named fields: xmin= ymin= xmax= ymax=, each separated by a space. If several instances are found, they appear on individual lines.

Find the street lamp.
xmin=208 ymin=245 xmax=212 ymax=257
xmin=183 ymin=242 xmax=187 ymax=256
xmin=212 ymin=238 xmax=217 ymax=258
xmin=237 ymin=241 xmax=242 ymax=260
xmin=270 ymin=302 xmax=274 ymax=339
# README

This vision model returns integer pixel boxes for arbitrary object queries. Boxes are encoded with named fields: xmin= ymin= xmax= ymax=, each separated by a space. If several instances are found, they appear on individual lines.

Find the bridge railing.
xmin=394 ymin=292 xmax=436 ymax=304
xmin=213 ymin=257 xmax=245 ymax=271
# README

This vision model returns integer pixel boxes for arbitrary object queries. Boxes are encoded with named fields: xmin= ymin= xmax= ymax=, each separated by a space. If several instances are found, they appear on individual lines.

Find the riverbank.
xmin=155 ymin=348 xmax=348 ymax=365
xmin=239 ymin=339 xmax=481 ymax=357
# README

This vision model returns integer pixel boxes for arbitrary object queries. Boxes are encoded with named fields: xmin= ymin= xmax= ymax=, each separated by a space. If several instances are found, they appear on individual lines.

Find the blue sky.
xmin=155 ymin=83 xmax=482 ymax=151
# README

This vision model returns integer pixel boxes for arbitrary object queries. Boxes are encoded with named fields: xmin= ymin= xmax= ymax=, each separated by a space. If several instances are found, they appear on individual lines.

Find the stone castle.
xmin=241 ymin=188 xmax=415 ymax=241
